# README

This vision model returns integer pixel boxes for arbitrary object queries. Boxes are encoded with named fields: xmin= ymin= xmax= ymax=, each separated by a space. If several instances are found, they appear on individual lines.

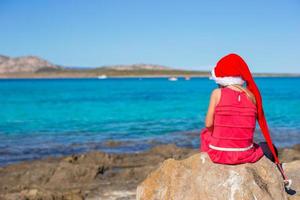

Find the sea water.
xmin=0 ymin=77 xmax=299 ymax=166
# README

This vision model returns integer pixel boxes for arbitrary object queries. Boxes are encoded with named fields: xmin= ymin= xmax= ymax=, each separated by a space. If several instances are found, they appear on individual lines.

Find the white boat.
xmin=97 ymin=75 xmax=107 ymax=79
xmin=168 ymin=77 xmax=178 ymax=81
xmin=185 ymin=76 xmax=191 ymax=80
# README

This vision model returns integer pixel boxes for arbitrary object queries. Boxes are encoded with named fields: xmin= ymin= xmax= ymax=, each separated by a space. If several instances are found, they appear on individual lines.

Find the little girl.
xmin=200 ymin=53 xmax=291 ymax=189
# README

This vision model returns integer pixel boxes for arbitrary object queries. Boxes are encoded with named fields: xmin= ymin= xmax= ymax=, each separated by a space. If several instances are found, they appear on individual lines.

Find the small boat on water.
xmin=185 ymin=76 xmax=191 ymax=80
xmin=168 ymin=77 xmax=178 ymax=81
xmin=97 ymin=75 xmax=107 ymax=79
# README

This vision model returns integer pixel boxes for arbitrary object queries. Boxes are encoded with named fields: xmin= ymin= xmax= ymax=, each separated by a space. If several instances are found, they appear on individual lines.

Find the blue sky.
xmin=0 ymin=0 xmax=299 ymax=73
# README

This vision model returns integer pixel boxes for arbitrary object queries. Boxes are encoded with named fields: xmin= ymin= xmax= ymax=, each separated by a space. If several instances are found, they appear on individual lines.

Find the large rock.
xmin=0 ymin=144 xmax=298 ymax=200
xmin=0 ymin=144 xmax=196 ymax=200
xmin=137 ymin=152 xmax=288 ymax=200
xmin=279 ymin=145 xmax=300 ymax=163
xmin=284 ymin=160 xmax=300 ymax=200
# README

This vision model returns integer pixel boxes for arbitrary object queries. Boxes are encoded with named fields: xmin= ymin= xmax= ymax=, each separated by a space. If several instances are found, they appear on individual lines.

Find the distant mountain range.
xmin=0 ymin=54 xmax=298 ymax=78
xmin=0 ymin=55 xmax=173 ymax=74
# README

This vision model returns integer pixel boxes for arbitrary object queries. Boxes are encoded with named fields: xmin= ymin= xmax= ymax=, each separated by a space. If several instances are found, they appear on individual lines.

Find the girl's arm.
xmin=205 ymin=89 xmax=220 ymax=131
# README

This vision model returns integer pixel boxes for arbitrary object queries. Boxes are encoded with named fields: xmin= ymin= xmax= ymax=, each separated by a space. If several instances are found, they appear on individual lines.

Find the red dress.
xmin=200 ymin=87 xmax=264 ymax=164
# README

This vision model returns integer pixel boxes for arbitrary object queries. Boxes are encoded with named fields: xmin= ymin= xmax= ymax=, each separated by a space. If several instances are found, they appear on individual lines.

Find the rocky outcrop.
xmin=0 ymin=55 xmax=61 ymax=73
xmin=137 ymin=152 xmax=298 ymax=200
xmin=0 ymin=143 xmax=299 ymax=199
xmin=283 ymin=160 xmax=300 ymax=200
xmin=279 ymin=144 xmax=300 ymax=163
xmin=0 ymin=144 xmax=197 ymax=200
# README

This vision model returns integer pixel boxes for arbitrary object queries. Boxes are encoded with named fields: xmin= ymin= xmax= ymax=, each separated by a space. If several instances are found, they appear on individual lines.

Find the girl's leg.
xmin=258 ymin=142 xmax=279 ymax=163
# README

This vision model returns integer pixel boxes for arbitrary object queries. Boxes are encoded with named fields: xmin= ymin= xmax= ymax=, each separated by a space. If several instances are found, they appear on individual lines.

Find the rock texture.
xmin=137 ymin=152 xmax=291 ymax=200
xmin=0 ymin=55 xmax=61 ymax=73
xmin=284 ymin=160 xmax=300 ymax=200
xmin=0 ymin=144 xmax=197 ymax=200
xmin=279 ymin=144 xmax=300 ymax=163
xmin=0 ymin=143 xmax=299 ymax=199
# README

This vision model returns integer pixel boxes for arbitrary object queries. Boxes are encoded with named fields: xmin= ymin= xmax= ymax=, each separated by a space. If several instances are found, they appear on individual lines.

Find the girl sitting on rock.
xmin=200 ymin=53 xmax=291 ymax=189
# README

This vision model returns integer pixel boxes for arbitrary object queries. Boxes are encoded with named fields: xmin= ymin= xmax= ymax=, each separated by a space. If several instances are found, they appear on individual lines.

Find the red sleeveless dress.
xmin=200 ymin=87 xmax=264 ymax=164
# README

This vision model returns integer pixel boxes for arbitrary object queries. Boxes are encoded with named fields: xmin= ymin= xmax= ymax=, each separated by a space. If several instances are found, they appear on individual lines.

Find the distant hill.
xmin=0 ymin=55 xmax=61 ymax=73
xmin=43 ymin=63 xmax=207 ymax=78
xmin=0 ymin=55 xmax=10 ymax=63
xmin=97 ymin=64 xmax=172 ymax=71
xmin=0 ymin=54 xmax=208 ymax=77
xmin=0 ymin=55 xmax=176 ymax=74
xmin=0 ymin=54 xmax=298 ymax=78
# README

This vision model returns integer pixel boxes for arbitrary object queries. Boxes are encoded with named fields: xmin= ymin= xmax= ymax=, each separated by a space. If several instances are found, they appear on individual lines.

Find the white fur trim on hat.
xmin=209 ymin=69 xmax=245 ymax=86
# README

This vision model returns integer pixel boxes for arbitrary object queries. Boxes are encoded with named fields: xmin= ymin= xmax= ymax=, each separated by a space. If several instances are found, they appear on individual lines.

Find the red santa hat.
xmin=210 ymin=53 xmax=291 ymax=187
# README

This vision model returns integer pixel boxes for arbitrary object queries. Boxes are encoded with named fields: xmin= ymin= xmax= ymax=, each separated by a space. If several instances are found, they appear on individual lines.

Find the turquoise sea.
xmin=0 ymin=77 xmax=300 ymax=166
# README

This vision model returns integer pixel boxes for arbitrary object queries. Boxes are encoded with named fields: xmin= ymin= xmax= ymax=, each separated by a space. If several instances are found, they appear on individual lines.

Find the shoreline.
xmin=1 ymin=73 xmax=300 ymax=79
xmin=0 ymin=74 xmax=209 ymax=80
xmin=2 ymin=129 xmax=299 ymax=168
xmin=0 ymin=142 xmax=299 ymax=199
